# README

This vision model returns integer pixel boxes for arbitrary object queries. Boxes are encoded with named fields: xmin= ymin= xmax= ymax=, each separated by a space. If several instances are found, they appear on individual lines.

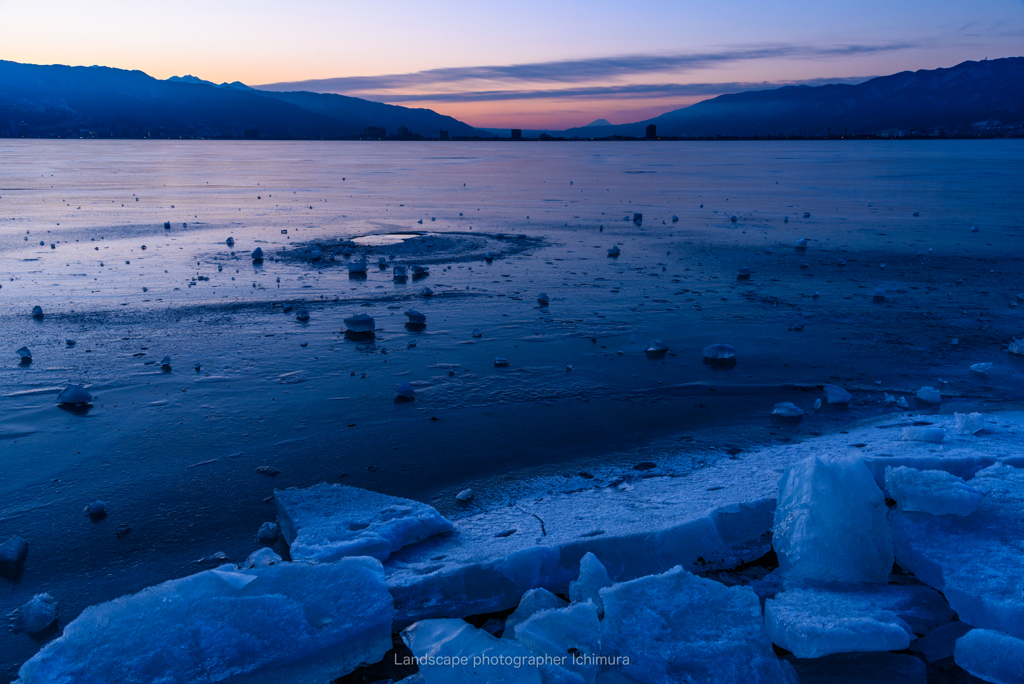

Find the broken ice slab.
xmin=916 ymin=386 xmax=942 ymax=404
xmin=17 ymin=557 xmax=393 ymax=684
xmin=956 ymin=412 xmax=986 ymax=434
xmin=764 ymin=582 xmax=952 ymax=658
xmin=16 ymin=346 xmax=31 ymax=363
xmin=902 ymin=426 xmax=945 ymax=443
xmin=954 ymin=628 xmax=1024 ymax=684
xmin=600 ymin=566 xmax=794 ymax=684
xmin=891 ymin=464 xmax=1024 ymax=640
xmin=275 ymin=483 xmax=454 ymax=563
xmin=401 ymin=619 xmax=541 ymax=684
xmin=884 ymin=466 xmax=982 ymax=516
xmin=514 ymin=600 xmax=601 ymax=684
xmin=787 ymin=652 xmax=926 ymax=684
xmin=822 ymin=384 xmax=852 ymax=405
xmin=393 ymin=265 xmax=408 ymax=278
xmin=773 ymin=456 xmax=893 ymax=583
xmin=911 ymin=621 xmax=972 ymax=663
xmin=569 ymin=552 xmax=612 ymax=616
xmin=502 ymin=588 xmax=568 ymax=639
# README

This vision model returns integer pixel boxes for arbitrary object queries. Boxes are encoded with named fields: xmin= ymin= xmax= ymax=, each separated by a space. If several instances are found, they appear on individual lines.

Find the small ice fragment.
xmin=421 ymin=286 xmax=433 ymax=297
xmin=772 ymin=402 xmax=803 ymax=418
xmin=84 ymin=501 xmax=106 ymax=519
xmin=795 ymin=238 xmax=808 ymax=248
xmin=813 ymin=398 xmax=822 ymax=409
xmin=823 ymin=384 xmax=852 ymax=405
xmin=737 ymin=267 xmax=751 ymax=279
xmin=970 ymin=362 xmax=992 ymax=373
xmin=884 ymin=393 xmax=895 ymax=404
xmin=16 ymin=593 xmax=57 ymax=634
xmin=837 ymin=259 xmax=847 ymax=266
xmin=484 ymin=252 xmax=493 ymax=261
xmin=955 ymin=412 xmax=986 ymax=434
xmin=255 ymin=466 xmax=280 ymax=476
xmin=347 ymin=260 xmax=367 ymax=273
xmin=494 ymin=358 xmax=510 ymax=367
xmin=0 ymin=535 xmax=29 ymax=578
xmin=57 ymin=385 xmax=92 ymax=405
xmin=295 ymin=308 xmax=310 ymax=321
xmin=160 ymin=356 xmax=172 ymax=369
xmin=873 ymin=288 xmax=886 ymax=302
xmin=393 ymin=265 xmax=408 ymax=277
xmin=764 ymin=246 xmax=773 ymax=254
xmin=309 ymin=249 xmax=323 ymax=260
xmin=569 ymin=552 xmax=613 ymax=615
xmin=885 ymin=466 xmax=981 ymax=515
xmin=257 ymin=521 xmax=280 ymax=541
xmin=671 ymin=215 xmax=679 ymax=222
xmin=952 ymin=338 xmax=959 ymax=345
xmin=472 ymin=329 xmax=483 ymax=338
xmin=251 ymin=247 xmax=263 ymax=261
xmin=607 ymin=245 xmax=620 ymax=257
xmin=402 ymin=620 xmax=540 ymax=684
xmin=411 ymin=265 xmax=429 ymax=277
xmin=378 ymin=256 xmax=387 ymax=266
xmin=225 ymin=237 xmax=234 ymax=246
xmin=404 ymin=309 xmax=426 ymax=325
xmin=902 ymin=427 xmax=946 ymax=443
xmin=645 ymin=340 xmax=668 ymax=359
xmin=503 ymin=588 xmax=569 ymax=639
xmin=239 ymin=548 xmax=281 ymax=569
xmin=1010 ymin=338 xmax=1024 ymax=355
xmin=897 ymin=396 xmax=910 ymax=408
xmin=396 ymin=381 xmax=415 ymax=400
xmin=970 ymin=225 xmax=979 ymax=232
xmin=31 ymin=305 xmax=43 ymax=318
xmin=917 ymin=386 xmax=942 ymax=404
xmin=536 ymin=292 xmax=550 ymax=306
xmin=954 ymin=629 xmax=1024 ymax=684
xmin=17 ymin=346 xmax=32 ymax=362
xmin=703 ymin=343 xmax=736 ymax=360
xmin=455 ymin=488 xmax=474 ymax=502
xmin=344 ymin=313 xmax=375 ymax=333
xmin=66 ymin=339 xmax=76 ymax=346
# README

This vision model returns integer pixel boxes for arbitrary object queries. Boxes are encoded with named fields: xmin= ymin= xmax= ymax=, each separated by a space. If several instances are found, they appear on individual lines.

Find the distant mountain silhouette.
xmin=583 ymin=119 xmax=612 ymax=127
xmin=0 ymin=60 xmax=479 ymax=139
xmin=563 ymin=58 xmax=1024 ymax=138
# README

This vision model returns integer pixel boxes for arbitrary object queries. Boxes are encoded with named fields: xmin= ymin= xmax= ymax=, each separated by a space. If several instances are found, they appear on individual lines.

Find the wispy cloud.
xmin=255 ymin=42 xmax=913 ymax=94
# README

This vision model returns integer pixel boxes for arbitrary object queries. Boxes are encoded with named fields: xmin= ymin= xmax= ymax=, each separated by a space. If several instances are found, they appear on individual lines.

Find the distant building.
xmin=511 ymin=129 xmax=522 ymax=140
xmin=244 ymin=129 xmax=260 ymax=140
xmin=646 ymin=124 xmax=656 ymax=139
xmin=439 ymin=129 xmax=449 ymax=140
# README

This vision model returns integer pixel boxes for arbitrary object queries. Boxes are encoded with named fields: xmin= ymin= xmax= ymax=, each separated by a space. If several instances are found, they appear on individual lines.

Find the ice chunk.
xmin=503 ymin=588 xmax=569 ymax=639
xmin=494 ymin=358 xmax=511 ymax=367
xmin=17 ymin=346 xmax=32 ymax=362
xmin=772 ymin=402 xmax=803 ymax=418
xmin=251 ymin=247 xmax=264 ymax=261
xmin=607 ymin=246 xmax=619 ymax=257
xmin=644 ymin=340 xmax=668 ymax=359
xmin=344 ymin=313 xmax=375 ymax=334
xmin=901 ymin=426 xmax=945 ymax=443
xmin=955 ymin=628 xmax=1024 ymax=684
xmin=537 ymin=292 xmax=550 ymax=306
xmin=31 ymin=305 xmax=43 ymax=318
xmin=891 ymin=464 xmax=1024 ymax=639
xmin=956 ymin=412 xmax=986 ymax=434
xmin=514 ymin=601 xmax=601 ymax=684
xmin=795 ymin=238 xmax=808 ymax=248
xmin=703 ymin=343 xmax=737 ymax=360
xmin=788 ymin=652 xmax=925 ymax=684
xmin=1009 ymin=338 xmax=1024 ymax=355
xmin=822 ymin=384 xmax=852 ymax=405
xmin=764 ymin=583 xmax=951 ymax=658
xmin=394 ymin=265 xmax=408 ymax=277
xmin=84 ymin=500 xmax=106 ymax=519
xmin=412 ymin=265 xmax=429 ymax=277
xmin=456 ymin=488 xmax=474 ymax=502
xmin=405 ymin=309 xmax=426 ymax=325
xmin=971 ymin=362 xmax=992 ymax=373
xmin=401 ymin=618 xmax=542 ymax=684
xmin=599 ymin=566 xmax=792 ymax=684
xmin=873 ymin=288 xmax=886 ymax=302
xmin=911 ymin=621 xmax=971 ymax=662
xmin=397 ymin=381 xmax=416 ymax=400
xmin=896 ymin=396 xmax=910 ymax=408
xmin=421 ymin=286 xmax=433 ymax=297
xmin=275 ymin=483 xmax=454 ymax=562
xmin=56 ymin=385 xmax=92 ymax=405
xmin=347 ymin=260 xmax=367 ymax=273
xmin=0 ymin=535 xmax=29 ymax=578
xmin=884 ymin=466 xmax=982 ymax=516
xmin=160 ymin=355 xmax=172 ymax=369
xmin=773 ymin=456 xmax=893 ymax=583
xmin=239 ymin=548 xmax=282 ymax=569
xmin=225 ymin=236 xmax=235 ymax=246
xmin=569 ymin=553 xmax=613 ymax=615
xmin=296 ymin=308 xmax=310 ymax=321
xmin=257 ymin=521 xmax=280 ymax=541
xmin=16 ymin=593 xmax=58 ymax=634
xmin=916 ymin=386 xmax=941 ymax=403
xmin=18 ymin=557 xmax=393 ymax=684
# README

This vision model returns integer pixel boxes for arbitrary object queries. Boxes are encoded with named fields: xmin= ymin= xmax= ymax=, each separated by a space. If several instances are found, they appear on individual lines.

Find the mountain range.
xmin=1 ymin=57 xmax=1022 ymax=140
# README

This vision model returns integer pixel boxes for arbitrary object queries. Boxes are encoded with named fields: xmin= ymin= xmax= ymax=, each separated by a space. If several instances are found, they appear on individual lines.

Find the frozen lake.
xmin=1 ymin=139 xmax=1024 ymax=676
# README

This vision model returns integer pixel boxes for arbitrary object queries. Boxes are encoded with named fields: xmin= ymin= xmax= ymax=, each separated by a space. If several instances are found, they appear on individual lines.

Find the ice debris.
xmin=160 ymin=356 xmax=172 ymax=369
xmin=295 ymin=308 xmax=310 ymax=321
xmin=456 ymin=488 xmax=474 ymax=503
xmin=494 ymin=358 xmax=510 ymax=367
xmin=954 ymin=628 xmax=1024 ymax=684
xmin=537 ymin=292 xmax=550 ymax=306
xmin=971 ymin=362 xmax=993 ymax=373
xmin=396 ymin=381 xmax=415 ymax=400
xmin=239 ymin=548 xmax=282 ymax=569
xmin=912 ymin=620 xmax=972 ymax=662
xmin=765 ymin=582 xmax=952 ymax=658
xmin=1009 ymin=338 xmax=1024 ymax=355
xmin=956 ymin=412 xmax=986 ymax=434
xmin=56 ymin=385 xmax=92 ymax=405
xmin=502 ymin=588 xmax=569 ymax=639
xmin=0 ymin=535 xmax=29 ymax=579
xmin=515 ymin=600 xmax=601 ymax=683
xmin=347 ymin=260 xmax=367 ymax=273
xmin=402 ymin=619 xmax=542 ymax=684
xmin=569 ymin=552 xmax=613 ymax=616
xmin=15 ymin=593 xmax=58 ymax=634
xmin=421 ymin=286 xmax=433 ymax=297
xmin=916 ymin=386 xmax=941 ymax=404
xmin=901 ymin=426 xmax=945 ymax=443
xmin=773 ymin=456 xmax=893 ymax=583
xmin=394 ymin=265 xmax=408 ymax=278
xmin=251 ymin=247 xmax=263 ymax=262
xmin=257 ymin=521 xmax=280 ymax=541
xmin=17 ymin=346 xmax=31 ymax=363
xmin=822 ymin=384 xmax=852 ymax=405
xmin=885 ymin=466 xmax=982 ymax=516
xmin=607 ymin=246 xmax=620 ymax=257
xmin=645 ymin=340 xmax=668 ymax=359
xmin=17 ymin=557 xmax=393 ymax=684
xmin=84 ymin=500 xmax=106 ymax=519
xmin=772 ymin=402 xmax=803 ymax=419
xmin=344 ymin=313 xmax=375 ymax=335
xmin=275 ymin=483 xmax=454 ymax=562
xmin=405 ymin=309 xmax=426 ymax=326
xmin=703 ymin=343 xmax=737 ymax=360
xmin=31 ymin=305 xmax=43 ymax=318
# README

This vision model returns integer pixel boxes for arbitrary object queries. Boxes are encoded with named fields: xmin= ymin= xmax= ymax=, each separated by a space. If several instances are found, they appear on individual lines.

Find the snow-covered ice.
xmin=773 ymin=456 xmax=893 ymax=583
xmin=275 ymin=483 xmax=454 ymax=562
xmin=599 ymin=566 xmax=794 ymax=684
xmin=17 ymin=557 xmax=393 ymax=684
xmin=954 ymin=628 xmax=1024 ymax=684
xmin=764 ymin=582 xmax=951 ymax=658
xmin=884 ymin=466 xmax=982 ymax=516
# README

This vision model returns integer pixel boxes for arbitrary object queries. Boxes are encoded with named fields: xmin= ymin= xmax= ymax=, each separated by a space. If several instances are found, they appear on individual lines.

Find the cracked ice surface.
xmin=17 ymin=557 xmax=393 ymax=684
xmin=275 ymin=483 xmax=454 ymax=562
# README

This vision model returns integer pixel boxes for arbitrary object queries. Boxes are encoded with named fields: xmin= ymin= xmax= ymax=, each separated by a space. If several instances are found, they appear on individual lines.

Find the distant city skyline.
xmin=1 ymin=0 xmax=1021 ymax=129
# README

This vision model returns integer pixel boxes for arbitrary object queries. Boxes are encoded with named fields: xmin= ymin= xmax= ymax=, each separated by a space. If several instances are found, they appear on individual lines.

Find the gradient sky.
xmin=1 ymin=0 xmax=1022 ymax=129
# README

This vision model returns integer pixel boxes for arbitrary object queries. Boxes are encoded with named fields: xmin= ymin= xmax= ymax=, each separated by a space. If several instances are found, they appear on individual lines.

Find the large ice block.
xmin=773 ymin=456 xmax=894 ymax=583
xmin=17 ymin=557 xmax=394 ymax=684
xmin=401 ymin=618 xmax=542 ymax=684
xmin=514 ymin=601 xmax=601 ymax=684
xmin=954 ymin=628 xmax=1024 ymax=684
xmin=275 ymin=483 xmax=454 ymax=562
xmin=884 ymin=466 xmax=982 ymax=516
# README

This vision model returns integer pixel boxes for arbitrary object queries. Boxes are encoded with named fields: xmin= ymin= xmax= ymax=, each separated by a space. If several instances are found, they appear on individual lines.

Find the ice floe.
xmin=884 ymin=466 xmax=982 ymax=516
